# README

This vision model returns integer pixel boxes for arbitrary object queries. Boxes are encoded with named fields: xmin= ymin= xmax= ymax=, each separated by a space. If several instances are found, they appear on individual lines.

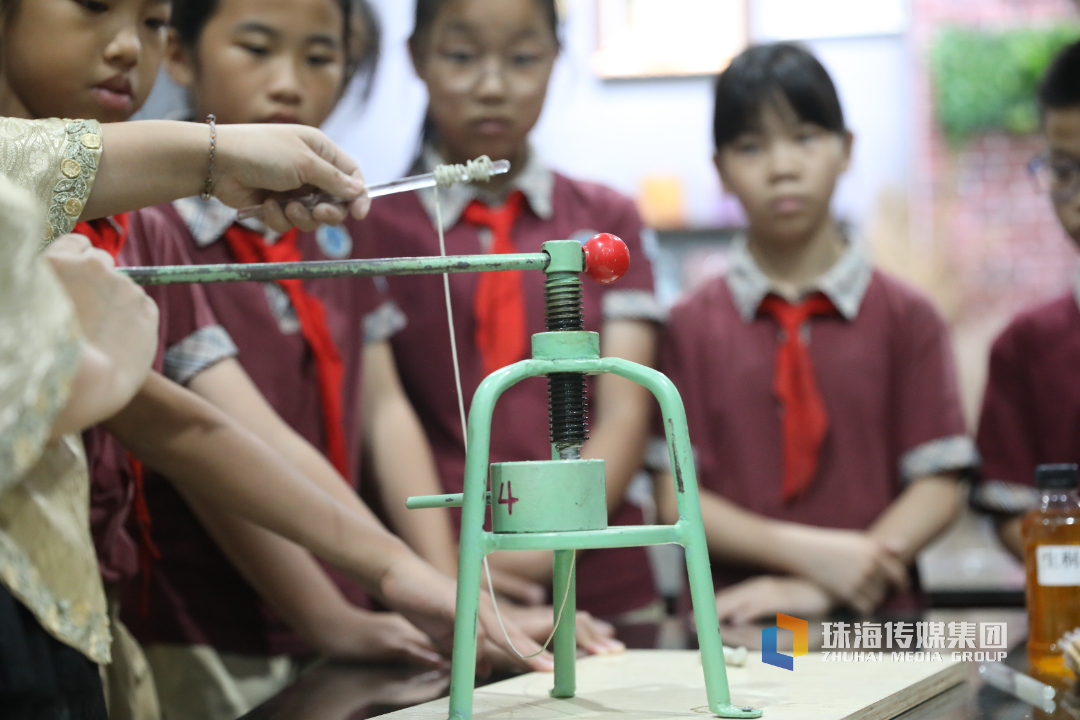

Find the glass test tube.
xmin=236 ymin=159 xmax=512 ymax=221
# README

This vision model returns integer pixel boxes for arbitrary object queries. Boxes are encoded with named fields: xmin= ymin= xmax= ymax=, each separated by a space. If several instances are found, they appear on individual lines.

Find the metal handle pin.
xmin=235 ymin=159 xmax=512 ymax=221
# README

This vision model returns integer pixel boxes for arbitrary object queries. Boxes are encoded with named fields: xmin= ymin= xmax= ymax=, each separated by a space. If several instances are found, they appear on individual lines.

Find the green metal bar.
xmin=485 ymin=525 xmax=679 ymax=552
xmin=404 ymin=492 xmax=490 ymax=510
xmin=119 ymin=252 xmax=548 ymax=286
xmin=551 ymin=549 xmax=576 ymax=699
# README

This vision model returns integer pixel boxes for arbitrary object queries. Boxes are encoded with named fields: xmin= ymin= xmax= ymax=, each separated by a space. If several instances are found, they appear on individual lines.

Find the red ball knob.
xmin=582 ymin=233 xmax=630 ymax=285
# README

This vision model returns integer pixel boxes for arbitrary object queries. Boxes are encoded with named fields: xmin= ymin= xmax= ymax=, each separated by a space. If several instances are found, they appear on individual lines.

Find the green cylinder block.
xmin=541 ymin=239 xmax=586 ymax=274
xmin=490 ymin=459 xmax=607 ymax=533
xmin=531 ymin=331 xmax=600 ymax=361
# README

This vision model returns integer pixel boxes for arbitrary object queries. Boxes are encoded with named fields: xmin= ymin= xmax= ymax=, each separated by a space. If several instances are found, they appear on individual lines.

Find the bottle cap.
xmin=1035 ymin=464 xmax=1079 ymax=489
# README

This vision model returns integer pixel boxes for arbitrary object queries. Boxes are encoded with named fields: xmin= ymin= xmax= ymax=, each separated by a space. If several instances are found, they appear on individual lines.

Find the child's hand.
xmin=499 ymin=604 xmax=625 ymax=656
xmin=777 ymin=525 xmax=909 ymax=614
xmin=311 ymin=607 xmax=446 ymax=668
xmin=44 ymin=234 xmax=158 ymax=434
xmin=378 ymin=553 xmax=554 ymax=675
xmin=211 ymin=124 xmax=371 ymax=233
xmin=715 ymin=576 xmax=833 ymax=625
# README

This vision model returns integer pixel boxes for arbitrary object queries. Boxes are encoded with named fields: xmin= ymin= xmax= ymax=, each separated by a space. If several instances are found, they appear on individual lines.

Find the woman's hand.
xmin=212 ymin=124 xmax=371 ymax=233
xmin=91 ymin=121 xmax=370 ymax=231
xmin=44 ymin=234 xmax=158 ymax=436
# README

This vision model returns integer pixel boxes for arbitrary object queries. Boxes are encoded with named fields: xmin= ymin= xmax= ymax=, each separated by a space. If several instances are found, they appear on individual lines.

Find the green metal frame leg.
xmin=446 ymin=364 xmax=524 ymax=720
xmin=446 ymin=538 xmax=485 ymax=720
xmin=683 ymin=529 xmax=760 ymax=718
xmin=602 ymin=358 xmax=761 ymax=719
xmin=551 ymin=549 xmax=577 ymax=698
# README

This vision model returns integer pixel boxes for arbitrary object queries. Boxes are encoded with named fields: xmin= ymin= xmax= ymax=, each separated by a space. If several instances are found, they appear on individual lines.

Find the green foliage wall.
xmin=931 ymin=26 xmax=1080 ymax=141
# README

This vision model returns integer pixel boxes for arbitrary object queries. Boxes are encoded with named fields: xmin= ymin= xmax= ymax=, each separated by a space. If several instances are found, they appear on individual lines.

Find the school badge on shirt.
xmin=316 ymin=224 xmax=352 ymax=259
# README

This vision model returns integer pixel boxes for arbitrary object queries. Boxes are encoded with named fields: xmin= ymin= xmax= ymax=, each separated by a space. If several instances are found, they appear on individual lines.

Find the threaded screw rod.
xmin=545 ymin=271 xmax=587 ymax=457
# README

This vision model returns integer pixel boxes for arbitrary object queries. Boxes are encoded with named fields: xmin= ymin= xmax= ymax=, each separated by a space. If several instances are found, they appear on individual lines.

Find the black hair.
xmin=411 ymin=0 xmax=559 ymax=50
xmin=172 ymin=0 xmax=380 ymax=94
xmin=411 ymin=0 xmax=559 ymax=148
xmin=1039 ymin=39 xmax=1080 ymax=112
xmin=713 ymin=43 xmax=845 ymax=151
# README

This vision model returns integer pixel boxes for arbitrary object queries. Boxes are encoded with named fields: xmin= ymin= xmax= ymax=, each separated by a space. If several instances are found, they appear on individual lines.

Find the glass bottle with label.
xmin=1024 ymin=463 xmax=1080 ymax=680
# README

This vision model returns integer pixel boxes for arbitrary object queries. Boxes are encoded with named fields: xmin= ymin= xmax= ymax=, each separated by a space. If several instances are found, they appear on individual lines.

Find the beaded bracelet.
xmin=200 ymin=114 xmax=217 ymax=200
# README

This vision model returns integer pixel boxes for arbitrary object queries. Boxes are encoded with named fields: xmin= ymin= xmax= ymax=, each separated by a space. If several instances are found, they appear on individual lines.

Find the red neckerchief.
xmin=74 ymin=214 xmax=160 ymax=614
xmin=222 ymin=224 xmax=349 ymax=478
xmin=758 ymin=292 xmax=839 ymax=503
xmin=463 ymin=191 xmax=528 ymax=375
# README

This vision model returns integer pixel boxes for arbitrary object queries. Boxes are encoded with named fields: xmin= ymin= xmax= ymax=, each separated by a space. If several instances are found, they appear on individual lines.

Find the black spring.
xmin=544 ymin=271 xmax=587 ymax=450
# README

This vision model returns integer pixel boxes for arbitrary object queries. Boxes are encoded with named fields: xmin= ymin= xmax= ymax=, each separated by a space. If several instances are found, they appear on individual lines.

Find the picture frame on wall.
xmin=592 ymin=0 xmax=748 ymax=79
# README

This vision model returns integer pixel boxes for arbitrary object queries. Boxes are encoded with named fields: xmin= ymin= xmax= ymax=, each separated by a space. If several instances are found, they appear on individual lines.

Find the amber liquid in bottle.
xmin=1024 ymin=478 xmax=1080 ymax=681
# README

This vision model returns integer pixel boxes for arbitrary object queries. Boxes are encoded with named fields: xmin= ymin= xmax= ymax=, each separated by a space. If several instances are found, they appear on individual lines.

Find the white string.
xmin=431 ymin=157 xmax=574 ymax=660
xmin=485 ymin=550 xmax=575 ymax=659
xmin=433 ymin=183 xmax=469 ymax=447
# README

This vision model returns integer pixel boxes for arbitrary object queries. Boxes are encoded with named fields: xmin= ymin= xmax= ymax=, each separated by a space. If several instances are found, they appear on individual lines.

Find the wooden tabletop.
xmin=240 ymin=608 xmax=1071 ymax=720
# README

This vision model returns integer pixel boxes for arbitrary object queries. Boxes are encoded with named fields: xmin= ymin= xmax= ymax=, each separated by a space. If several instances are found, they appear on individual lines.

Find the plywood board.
xmin=380 ymin=650 xmax=965 ymax=720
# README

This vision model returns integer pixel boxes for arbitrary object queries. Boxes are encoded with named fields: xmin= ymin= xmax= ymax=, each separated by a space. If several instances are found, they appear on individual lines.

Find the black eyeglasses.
xmin=1028 ymin=153 xmax=1080 ymax=203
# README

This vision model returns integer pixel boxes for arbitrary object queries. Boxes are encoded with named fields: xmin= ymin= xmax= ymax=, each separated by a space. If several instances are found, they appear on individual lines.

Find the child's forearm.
xmin=187 ymin=358 xmax=386 ymax=529
xmin=486 ymin=550 xmax=555 ymax=584
xmin=869 ymin=473 xmax=964 ymax=564
xmin=672 ymin=478 xmax=909 ymax=612
xmin=362 ymin=342 xmax=458 ymax=576
xmin=103 ymin=371 xmax=413 ymax=591
xmin=184 ymin=496 xmax=361 ymax=651
xmin=656 ymin=472 xmax=791 ymax=570
xmin=581 ymin=320 xmax=657 ymax=513
xmin=105 ymin=371 xmax=553 ymax=672
xmin=995 ymin=516 xmax=1024 ymax=560
xmin=366 ymin=393 xmax=460 ymax=576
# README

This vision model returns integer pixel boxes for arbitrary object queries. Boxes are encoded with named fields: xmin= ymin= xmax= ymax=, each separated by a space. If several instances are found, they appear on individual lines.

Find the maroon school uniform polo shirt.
xmin=120 ymin=198 xmax=402 ymax=656
xmin=657 ymin=240 xmax=976 ymax=605
xmin=85 ymin=212 xmax=236 ymax=585
xmin=974 ymin=288 xmax=1080 ymax=515
xmin=354 ymin=148 xmax=663 ymax=618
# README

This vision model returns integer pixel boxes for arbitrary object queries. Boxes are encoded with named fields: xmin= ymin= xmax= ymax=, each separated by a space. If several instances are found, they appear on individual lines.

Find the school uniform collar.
xmin=172 ymin=195 xmax=282 ymax=247
xmin=726 ymin=235 xmax=873 ymax=323
xmin=413 ymin=144 xmax=555 ymax=229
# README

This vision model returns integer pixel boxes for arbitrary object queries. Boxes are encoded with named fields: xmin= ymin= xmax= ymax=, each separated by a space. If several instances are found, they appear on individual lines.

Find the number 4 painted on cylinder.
xmin=498 ymin=481 xmax=519 ymax=515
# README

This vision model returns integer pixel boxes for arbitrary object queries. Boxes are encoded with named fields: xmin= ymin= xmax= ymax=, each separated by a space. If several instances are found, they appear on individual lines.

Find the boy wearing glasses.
xmin=973 ymin=40 xmax=1080 ymax=558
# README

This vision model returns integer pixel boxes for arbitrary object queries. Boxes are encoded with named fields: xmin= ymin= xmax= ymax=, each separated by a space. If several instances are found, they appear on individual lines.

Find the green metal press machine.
xmin=125 ymin=232 xmax=761 ymax=720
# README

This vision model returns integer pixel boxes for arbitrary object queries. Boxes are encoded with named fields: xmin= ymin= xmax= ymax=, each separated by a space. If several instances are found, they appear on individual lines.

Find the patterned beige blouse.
xmin=0 ymin=117 xmax=109 ymax=663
